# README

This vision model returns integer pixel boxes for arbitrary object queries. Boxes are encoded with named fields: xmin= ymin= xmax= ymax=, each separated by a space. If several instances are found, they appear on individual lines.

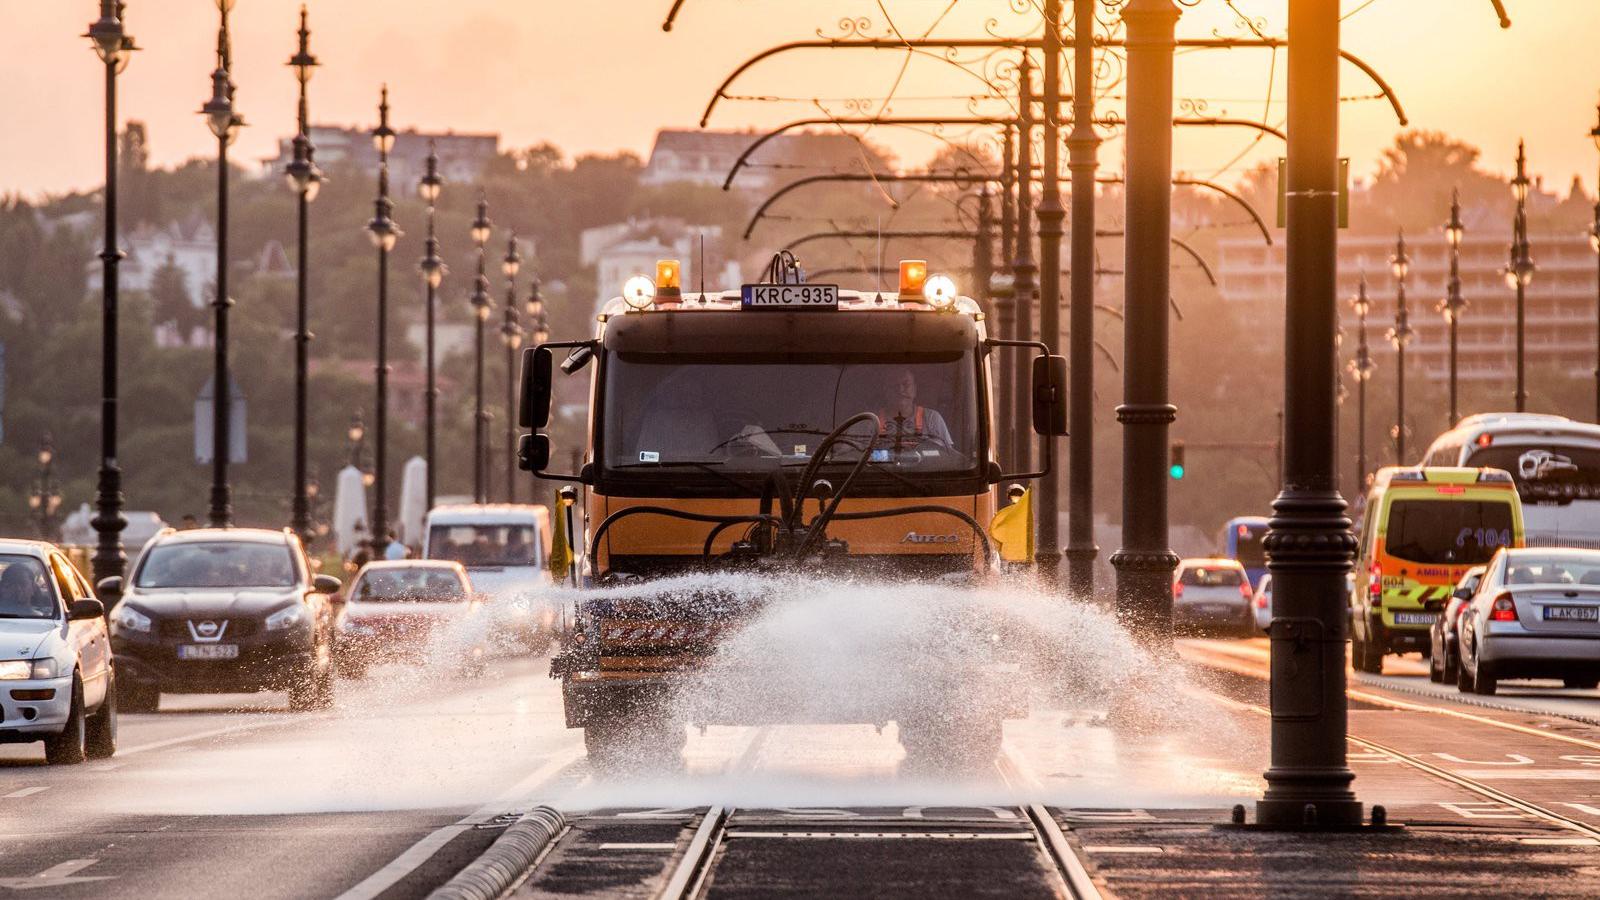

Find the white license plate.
xmin=741 ymin=283 xmax=839 ymax=310
xmin=1545 ymin=606 xmax=1599 ymax=622
xmin=1392 ymin=612 xmax=1437 ymax=625
xmin=177 ymin=644 xmax=239 ymax=660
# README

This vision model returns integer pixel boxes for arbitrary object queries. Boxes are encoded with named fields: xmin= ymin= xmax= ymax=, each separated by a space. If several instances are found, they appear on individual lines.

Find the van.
xmin=422 ymin=504 xmax=554 ymax=648
xmin=1351 ymin=466 xmax=1524 ymax=674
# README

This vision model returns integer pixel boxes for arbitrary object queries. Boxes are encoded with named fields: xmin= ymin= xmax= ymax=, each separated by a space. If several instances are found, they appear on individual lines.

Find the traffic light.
xmin=1169 ymin=441 xmax=1186 ymax=480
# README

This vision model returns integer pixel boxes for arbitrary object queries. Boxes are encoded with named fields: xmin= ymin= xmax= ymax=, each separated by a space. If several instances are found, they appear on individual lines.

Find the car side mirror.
xmin=69 ymin=598 xmax=105 ymax=621
xmin=95 ymin=575 xmax=123 ymax=599
xmin=519 ymin=346 xmax=554 ymax=429
xmin=1452 ymin=587 xmax=1473 ymax=601
xmin=313 ymin=574 xmax=342 ymax=595
xmin=519 ymin=433 xmax=551 ymax=473
xmin=1031 ymin=354 xmax=1068 ymax=436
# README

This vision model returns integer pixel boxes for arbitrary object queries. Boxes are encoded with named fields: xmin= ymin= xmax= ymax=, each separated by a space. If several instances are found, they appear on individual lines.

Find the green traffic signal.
xmin=1169 ymin=463 xmax=1185 ymax=480
xmin=1169 ymin=441 xmax=1186 ymax=480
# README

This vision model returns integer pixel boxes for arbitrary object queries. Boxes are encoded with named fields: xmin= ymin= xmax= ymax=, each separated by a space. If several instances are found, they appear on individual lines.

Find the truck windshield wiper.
xmin=611 ymin=459 xmax=764 ymax=493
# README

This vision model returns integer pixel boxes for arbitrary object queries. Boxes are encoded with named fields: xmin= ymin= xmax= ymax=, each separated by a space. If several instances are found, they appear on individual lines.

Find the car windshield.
xmin=601 ymin=352 xmax=980 ymax=476
xmin=428 ymin=525 xmax=538 ymax=567
xmin=355 ymin=568 xmax=468 ymax=602
xmin=0 ymin=556 xmax=56 ymax=619
xmin=135 ymin=542 xmax=297 ymax=589
xmin=1384 ymin=499 xmax=1515 ymax=565
xmin=1503 ymin=554 xmax=1600 ymax=586
xmin=1181 ymin=566 xmax=1243 ymax=587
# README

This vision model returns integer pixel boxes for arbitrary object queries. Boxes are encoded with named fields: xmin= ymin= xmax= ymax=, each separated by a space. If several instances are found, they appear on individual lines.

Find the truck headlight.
xmin=112 ymin=604 xmax=152 ymax=633
xmin=266 ymin=605 xmax=307 ymax=631
xmin=0 ymin=660 xmax=31 ymax=680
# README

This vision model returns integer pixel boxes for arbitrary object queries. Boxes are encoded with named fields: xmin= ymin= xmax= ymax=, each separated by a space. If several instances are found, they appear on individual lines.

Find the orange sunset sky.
xmin=3 ymin=0 xmax=1598 ymax=199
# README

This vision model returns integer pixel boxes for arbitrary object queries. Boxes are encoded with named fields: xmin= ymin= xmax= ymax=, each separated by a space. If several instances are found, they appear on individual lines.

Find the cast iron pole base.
xmin=1064 ymin=543 xmax=1098 ymax=599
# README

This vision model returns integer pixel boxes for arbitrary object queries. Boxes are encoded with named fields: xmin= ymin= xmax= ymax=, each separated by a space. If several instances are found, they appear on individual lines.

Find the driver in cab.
xmin=878 ymin=367 xmax=954 ymax=449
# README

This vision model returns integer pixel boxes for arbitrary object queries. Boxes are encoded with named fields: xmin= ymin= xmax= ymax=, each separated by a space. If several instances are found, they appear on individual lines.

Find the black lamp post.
xmin=1033 ymin=0 xmax=1066 ymax=583
xmin=417 ymin=146 xmax=445 ymax=511
xmin=1065 ymin=0 xmax=1103 ymax=599
xmin=1506 ymin=140 xmax=1535 ymax=412
xmin=1439 ymin=192 xmax=1465 ymax=427
xmin=1387 ymin=231 xmax=1413 ymax=464
xmin=469 ymin=196 xmax=493 ymax=503
xmin=1347 ymin=276 xmax=1376 ymax=489
xmin=85 ymin=0 xmax=135 ymax=586
xmin=201 ymin=0 xmax=242 ymax=529
xmin=1588 ymin=102 xmax=1600 ymax=423
xmin=1010 ymin=54 xmax=1035 ymax=479
xmin=30 ymin=435 xmax=63 ymax=543
xmin=285 ymin=4 xmax=321 ymax=545
xmin=367 ymin=87 xmax=401 ymax=553
xmin=500 ymin=233 xmax=523 ymax=503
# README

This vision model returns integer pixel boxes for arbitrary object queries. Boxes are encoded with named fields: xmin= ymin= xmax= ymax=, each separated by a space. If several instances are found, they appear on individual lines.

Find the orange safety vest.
xmin=878 ymin=406 xmax=926 ymax=436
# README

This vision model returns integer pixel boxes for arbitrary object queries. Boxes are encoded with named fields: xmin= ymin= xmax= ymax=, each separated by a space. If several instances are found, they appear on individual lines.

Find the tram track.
xmin=649 ymin=746 xmax=1104 ymax=900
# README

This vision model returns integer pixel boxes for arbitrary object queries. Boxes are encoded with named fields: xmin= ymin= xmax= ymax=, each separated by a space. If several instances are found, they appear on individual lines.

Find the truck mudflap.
xmin=559 ymin=664 xmax=1028 ymax=730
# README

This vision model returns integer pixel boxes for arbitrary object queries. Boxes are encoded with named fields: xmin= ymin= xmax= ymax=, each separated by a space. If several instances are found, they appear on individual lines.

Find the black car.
xmin=1428 ymin=565 xmax=1487 ymax=684
xmin=101 ymin=528 xmax=342 ymax=712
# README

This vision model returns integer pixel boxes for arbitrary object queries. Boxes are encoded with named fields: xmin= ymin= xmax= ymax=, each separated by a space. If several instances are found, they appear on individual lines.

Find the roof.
xmin=0 ymin=539 xmax=57 ymax=556
xmin=1179 ymin=557 xmax=1245 ymax=568
xmin=151 ymin=527 xmax=292 ymax=545
xmin=426 ymin=504 xmax=549 ymax=524
xmin=356 ymin=559 xmax=465 ymax=572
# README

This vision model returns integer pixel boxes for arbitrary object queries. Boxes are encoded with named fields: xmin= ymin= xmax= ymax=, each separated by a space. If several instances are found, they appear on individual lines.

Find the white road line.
xmin=117 ymin=717 xmax=308 ymax=757
xmin=334 ymin=744 xmax=584 ymax=900
xmin=2 ymin=787 xmax=49 ymax=799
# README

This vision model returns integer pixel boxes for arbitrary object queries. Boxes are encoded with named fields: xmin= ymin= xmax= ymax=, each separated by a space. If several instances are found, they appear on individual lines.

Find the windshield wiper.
xmin=611 ymin=459 xmax=764 ymax=493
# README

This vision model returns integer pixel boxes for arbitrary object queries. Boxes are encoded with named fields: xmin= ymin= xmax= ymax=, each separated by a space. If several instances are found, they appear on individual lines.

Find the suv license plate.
xmin=178 ymin=644 xmax=239 ymax=660
xmin=1392 ymin=612 xmax=1436 ymax=625
xmin=1545 ymin=606 xmax=1600 ymax=622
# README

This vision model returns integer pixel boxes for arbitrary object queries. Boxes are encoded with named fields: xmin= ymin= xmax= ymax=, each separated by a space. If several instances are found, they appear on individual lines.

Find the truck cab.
xmin=517 ymin=257 xmax=1065 ymax=767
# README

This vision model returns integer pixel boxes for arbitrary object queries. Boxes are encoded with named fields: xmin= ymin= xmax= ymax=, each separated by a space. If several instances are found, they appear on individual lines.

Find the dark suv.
xmin=100 ymin=528 xmax=342 ymax=712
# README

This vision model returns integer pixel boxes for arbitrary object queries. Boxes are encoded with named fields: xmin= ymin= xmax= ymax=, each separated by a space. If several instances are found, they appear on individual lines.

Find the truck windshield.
xmin=1384 ymin=499 xmax=1515 ymax=565
xmin=601 ymin=351 xmax=980 ymax=476
xmin=428 ymin=525 xmax=539 ymax=568
xmin=1466 ymin=443 xmax=1600 ymax=505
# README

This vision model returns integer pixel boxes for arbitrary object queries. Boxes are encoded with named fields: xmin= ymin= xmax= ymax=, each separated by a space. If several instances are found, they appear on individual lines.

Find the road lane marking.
xmin=2 ymin=787 xmax=48 ymax=799
xmin=0 ymin=859 xmax=114 ymax=890
xmin=598 ymin=843 xmax=676 ymax=851
xmin=334 ymin=744 xmax=584 ymax=900
xmin=1457 ymin=769 xmax=1600 ymax=780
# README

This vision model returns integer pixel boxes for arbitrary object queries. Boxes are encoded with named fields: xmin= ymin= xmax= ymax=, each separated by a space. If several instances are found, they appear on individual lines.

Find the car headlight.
xmin=29 ymin=658 xmax=58 ymax=679
xmin=266 ymin=605 xmax=307 ymax=631
xmin=0 ymin=660 xmax=31 ymax=680
xmin=112 ymin=605 xmax=152 ymax=633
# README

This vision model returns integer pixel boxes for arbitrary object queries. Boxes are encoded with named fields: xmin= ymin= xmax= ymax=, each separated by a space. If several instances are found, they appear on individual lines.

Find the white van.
xmin=422 ymin=504 xmax=554 ymax=648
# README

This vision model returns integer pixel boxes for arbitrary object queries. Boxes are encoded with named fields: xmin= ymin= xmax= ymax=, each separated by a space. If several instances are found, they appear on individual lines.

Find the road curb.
xmin=426 ymin=806 xmax=565 ymax=900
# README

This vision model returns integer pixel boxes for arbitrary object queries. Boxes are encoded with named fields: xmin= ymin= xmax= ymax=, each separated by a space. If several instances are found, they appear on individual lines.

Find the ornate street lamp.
xmin=85 ymin=0 xmax=136 ymax=586
xmin=1438 ymin=191 xmax=1466 ymax=427
xmin=501 ymin=233 xmax=523 ymax=504
xmin=1346 ymin=275 xmax=1377 ymax=490
xmin=417 ymin=145 xmax=446 ymax=510
xmin=1589 ymin=101 xmax=1600 ymax=422
xmin=1387 ymin=231 xmax=1414 ymax=464
xmin=201 ymin=0 xmax=244 ymax=528
xmin=285 ymin=4 xmax=321 ymax=545
xmin=470 ymin=195 xmax=494 ymax=503
xmin=29 ymin=434 xmax=63 ymax=543
xmin=366 ymin=86 xmax=401 ymax=554
xmin=1504 ymin=140 xmax=1535 ymax=412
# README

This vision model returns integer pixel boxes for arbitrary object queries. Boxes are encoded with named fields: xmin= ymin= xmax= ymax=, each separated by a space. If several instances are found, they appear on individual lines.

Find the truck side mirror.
xmin=519 ymin=433 xmax=551 ymax=473
xmin=519 ymin=346 xmax=554 ymax=429
xmin=1031 ymin=354 xmax=1068 ymax=436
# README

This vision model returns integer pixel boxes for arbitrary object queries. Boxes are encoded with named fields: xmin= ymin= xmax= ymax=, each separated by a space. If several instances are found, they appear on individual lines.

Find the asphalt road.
xmin=7 ymin=632 xmax=1600 ymax=898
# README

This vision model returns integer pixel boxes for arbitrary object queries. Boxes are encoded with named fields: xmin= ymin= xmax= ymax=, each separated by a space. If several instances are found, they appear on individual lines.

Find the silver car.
xmin=0 ymin=540 xmax=116 ymax=764
xmin=1173 ymin=558 xmax=1255 ymax=637
xmin=1457 ymin=548 xmax=1600 ymax=695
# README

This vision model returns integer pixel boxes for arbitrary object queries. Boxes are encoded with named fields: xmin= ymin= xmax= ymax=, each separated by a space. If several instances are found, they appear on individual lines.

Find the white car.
xmin=1457 ymin=547 xmax=1600 ymax=695
xmin=336 ymin=560 xmax=484 ymax=678
xmin=1251 ymin=573 xmax=1274 ymax=633
xmin=0 ymin=540 xmax=116 ymax=764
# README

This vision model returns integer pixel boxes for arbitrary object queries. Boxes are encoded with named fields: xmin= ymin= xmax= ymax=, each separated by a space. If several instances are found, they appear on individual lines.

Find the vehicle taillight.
xmin=1490 ymin=592 xmax=1518 ymax=622
xmin=1368 ymin=562 xmax=1383 ymax=607
xmin=1255 ymin=592 xmax=1268 ymax=609
xmin=1173 ymin=582 xmax=1184 ymax=599
xmin=1239 ymin=582 xmax=1253 ymax=600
